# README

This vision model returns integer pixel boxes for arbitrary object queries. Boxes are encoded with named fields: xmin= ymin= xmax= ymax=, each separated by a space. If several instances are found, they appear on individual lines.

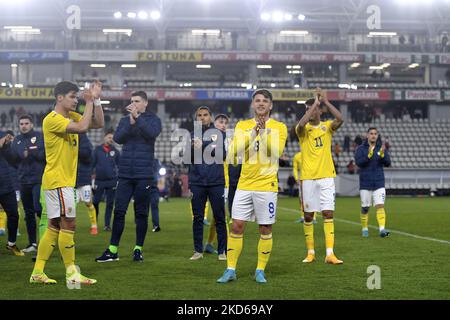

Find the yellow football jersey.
xmin=297 ymin=120 xmax=336 ymax=180
xmin=293 ymin=151 xmax=302 ymax=181
xmin=42 ymin=111 xmax=82 ymax=190
xmin=223 ymin=135 xmax=232 ymax=188
xmin=224 ymin=161 xmax=229 ymax=188
xmin=229 ymin=118 xmax=287 ymax=192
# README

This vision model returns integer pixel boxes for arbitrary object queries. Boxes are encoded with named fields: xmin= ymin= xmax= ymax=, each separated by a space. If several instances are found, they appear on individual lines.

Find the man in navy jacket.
xmin=96 ymin=91 xmax=161 ymax=262
xmin=76 ymin=133 xmax=97 ymax=235
xmin=355 ymin=127 xmax=391 ymax=238
xmin=187 ymin=106 xmax=227 ymax=261
xmin=10 ymin=115 xmax=45 ymax=253
xmin=0 ymin=130 xmax=23 ymax=256
xmin=92 ymin=130 xmax=120 ymax=231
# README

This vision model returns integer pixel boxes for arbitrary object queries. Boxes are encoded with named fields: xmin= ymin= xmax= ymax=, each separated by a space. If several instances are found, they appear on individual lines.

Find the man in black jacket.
xmin=0 ymin=131 xmax=24 ymax=256
xmin=187 ymin=106 xmax=227 ymax=261
xmin=355 ymin=128 xmax=391 ymax=238
xmin=10 ymin=115 xmax=45 ymax=254
xmin=96 ymin=91 xmax=161 ymax=262
xmin=92 ymin=131 xmax=120 ymax=231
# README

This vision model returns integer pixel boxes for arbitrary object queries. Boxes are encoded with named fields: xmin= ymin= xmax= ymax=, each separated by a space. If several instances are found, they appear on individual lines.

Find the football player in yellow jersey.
xmin=295 ymin=89 xmax=344 ymax=265
xmin=217 ymin=89 xmax=287 ymax=284
xmin=293 ymin=151 xmax=317 ymax=224
xmin=30 ymin=80 xmax=104 ymax=285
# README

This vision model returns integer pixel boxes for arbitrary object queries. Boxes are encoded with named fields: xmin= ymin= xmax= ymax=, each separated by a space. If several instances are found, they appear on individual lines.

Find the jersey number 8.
xmin=268 ymin=202 xmax=275 ymax=218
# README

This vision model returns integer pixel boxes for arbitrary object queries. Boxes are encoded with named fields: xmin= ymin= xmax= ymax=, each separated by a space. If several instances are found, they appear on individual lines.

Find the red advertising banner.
xmin=200 ymin=52 xmax=364 ymax=62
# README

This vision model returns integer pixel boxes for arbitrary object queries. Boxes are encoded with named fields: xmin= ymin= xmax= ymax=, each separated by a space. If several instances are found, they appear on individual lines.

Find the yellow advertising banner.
xmin=0 ymin=87 xmax=54 ymax=100
xmin=271 ymin=90 xmax=316 ymax=101
xmin=137 ymin=51 xmax=203 ymax=62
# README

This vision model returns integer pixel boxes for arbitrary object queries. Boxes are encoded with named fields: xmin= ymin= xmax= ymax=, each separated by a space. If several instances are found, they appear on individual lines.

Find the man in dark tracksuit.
xmin=0 ymin=131 xmax=24 ymax=256
xmin=355 ymin=128 xmax=391 ymax=238
xmin=92 ymin=131 xmax=120 ymax=231
xmin=187 ymin=106 xmax=227 ymax=261
xmin=10 ymin=115 xmax=45 ymax=253
xmin=96 ymin=91 xmax=161 ymax=262
xmin=76 ymin=133 xmax=97 ymax=235
xmin=150 ymin=159 xmax=161 ymax=232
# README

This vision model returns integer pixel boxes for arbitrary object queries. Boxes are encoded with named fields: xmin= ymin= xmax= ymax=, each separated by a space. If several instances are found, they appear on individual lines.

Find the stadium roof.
xmin=1 ymin=0 xmax=450 ymax=35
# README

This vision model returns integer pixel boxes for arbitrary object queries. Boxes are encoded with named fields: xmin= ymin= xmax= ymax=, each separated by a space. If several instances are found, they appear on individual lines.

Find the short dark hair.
xmin=214 ymin=114 xmax=229 ymax=122
xmin=19 ymin=114 xmax=33 ymax=123
xmin=131 ymin=91 xmax=148 ymax=101
xmin=367 ymin=127 xmax=378 ymax=133
xmin=195 ymin=106 xmax=212 ymax=117
xmin=5 ymin=130 xmax=14 ymax=136
xmin=105 ymin=129 xmax=114 ymax=136
xmin=54 ymin=81 xmax=79 ymax=98
xmin=305 ymin=98 xmax=315 ymax=107
xmin=252 ymin=89 xmax=273 ymax=101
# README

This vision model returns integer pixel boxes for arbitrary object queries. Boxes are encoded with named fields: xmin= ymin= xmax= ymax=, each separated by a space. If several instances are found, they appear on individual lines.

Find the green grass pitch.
xmin=0 ymin=196 xmax=449 ymax=300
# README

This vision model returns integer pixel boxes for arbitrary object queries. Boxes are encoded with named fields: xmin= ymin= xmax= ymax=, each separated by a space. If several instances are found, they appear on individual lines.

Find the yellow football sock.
xmin=227 ymin=233 xmax=243 ymax=270
xmin=257 ymin=233 xmax=273 ymax=271
xmin=376 ymin=208 xmax=386 ymax=231
xmin=33 ymin=227 xmax=59 ymax=273
xmin=360 ymin=213 xmax=369 ymax=230
xmin=0 ymin=209 xmax=6 ymax=230
xmin=86 ymin=203 xmax=97 ymax=227
xmin=303 ymin=221 xmax=315 ymax=254
xmin=58 ymin=229 xmax=75 ymax=269
xmin=207 ymin=216 xmax=216 ymax=244
xmin=17 ymin=204 xmax=22 ymax=230
xmin=324 ymin=219 xmax=335 ymax=256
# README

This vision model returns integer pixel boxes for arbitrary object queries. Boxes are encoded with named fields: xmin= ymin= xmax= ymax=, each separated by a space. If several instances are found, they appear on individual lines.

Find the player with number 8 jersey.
xmin=217 ymin=89 xmax=287 ymax=284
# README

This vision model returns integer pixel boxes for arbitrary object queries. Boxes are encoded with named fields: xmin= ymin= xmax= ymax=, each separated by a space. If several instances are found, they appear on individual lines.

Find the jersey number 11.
xmin=314 ymin=137 xmax=323 ymax=148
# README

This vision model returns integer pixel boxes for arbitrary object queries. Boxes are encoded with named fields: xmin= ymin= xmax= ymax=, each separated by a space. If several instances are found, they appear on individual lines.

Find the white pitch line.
xmin=278 ymin=206 xmax=450 ymax=245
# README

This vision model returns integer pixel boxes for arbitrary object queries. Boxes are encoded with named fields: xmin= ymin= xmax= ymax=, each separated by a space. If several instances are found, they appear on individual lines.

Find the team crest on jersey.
xmin=321 ymin=126 xmax=326 ymax=132
xmin=31 ymin=137 xmax=36 ymax=144
xmin=211 ymin=134 xmax=218 ymax=141
xmin=110 ymin=151 xmax=115 ymax=157
xmin=72 ymin=139 xmax=77 ymax=147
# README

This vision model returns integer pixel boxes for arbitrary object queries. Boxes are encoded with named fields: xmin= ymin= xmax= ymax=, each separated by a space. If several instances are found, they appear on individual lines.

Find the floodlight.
xmin=150 ymin=10 xmax=161 ymax=20
xmin=138 ymin=11 xmax=148 ymax=19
